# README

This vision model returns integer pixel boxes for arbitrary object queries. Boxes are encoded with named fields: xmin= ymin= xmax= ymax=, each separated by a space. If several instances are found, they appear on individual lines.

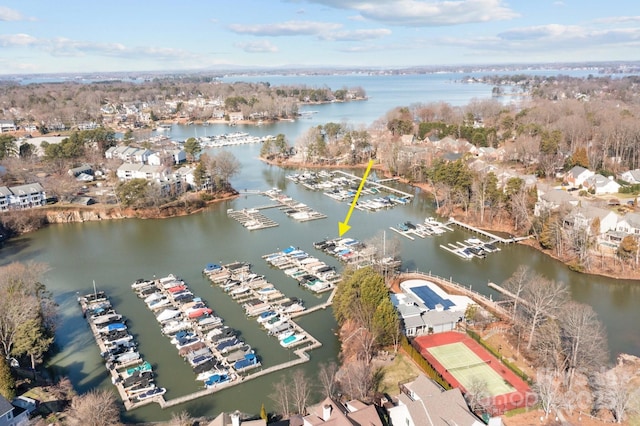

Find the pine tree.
xmin=0 ymin=355 xmax=16 ymax=400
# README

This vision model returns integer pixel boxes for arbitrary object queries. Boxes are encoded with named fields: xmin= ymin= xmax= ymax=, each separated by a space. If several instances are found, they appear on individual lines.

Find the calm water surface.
xmin=2 ymin=73 xmax=640 ymax=422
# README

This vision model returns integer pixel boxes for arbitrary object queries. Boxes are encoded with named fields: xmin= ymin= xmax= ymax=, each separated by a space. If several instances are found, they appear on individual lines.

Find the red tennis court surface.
xmin=414 ymin=331 xmax=533 ymax=415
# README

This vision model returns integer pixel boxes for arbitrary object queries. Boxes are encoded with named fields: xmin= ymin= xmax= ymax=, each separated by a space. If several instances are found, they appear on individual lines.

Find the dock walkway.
xmin=447 ymin=218 xmax=530 ymax=244
xmin=333 ymin=170 xmax=414 ymax=199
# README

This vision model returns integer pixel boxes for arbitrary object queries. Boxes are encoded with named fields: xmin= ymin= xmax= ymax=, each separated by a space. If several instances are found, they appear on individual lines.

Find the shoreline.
xmin=260 ymin=156 xmax=640 ymax=282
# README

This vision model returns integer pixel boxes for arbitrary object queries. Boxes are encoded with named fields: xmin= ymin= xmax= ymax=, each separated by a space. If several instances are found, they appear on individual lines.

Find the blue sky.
xmin=0 ymin=0 xmax=639 ymax=74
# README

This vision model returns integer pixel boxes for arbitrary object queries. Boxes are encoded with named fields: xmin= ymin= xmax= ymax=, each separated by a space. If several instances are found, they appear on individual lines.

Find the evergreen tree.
xmin=260 ymin=403 xmax=268 ymax=421
xmin=0 ymin=355 xmax=15 ymax=400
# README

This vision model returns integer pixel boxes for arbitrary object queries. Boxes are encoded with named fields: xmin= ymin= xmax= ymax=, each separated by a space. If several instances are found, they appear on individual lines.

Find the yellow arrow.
xmin=338 ymin=159 xmax=374 ymax=237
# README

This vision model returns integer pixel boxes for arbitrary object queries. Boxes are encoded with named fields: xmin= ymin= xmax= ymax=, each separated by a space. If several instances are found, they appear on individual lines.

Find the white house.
xmin=0 ymin=120 xmax=17 ymax=133
xmin=565 ymin=166 xmax=594 ymax=187
xmin=585 ymin=174 xmax=621 ymax=195
xmin=564 ymin=206 xmax=619 ymax=235
xmin=534 ymin=188 xmax=579 ymax=217
xmin=0 ymin=186 xmax=11 ymax=211
xmin=615 ymin=212 xmax=640 ymax=236
xmin=116 ymin=164 xmax=169 ymax=181
xmin=8 ymin=183 xmax=46 ymax=209
xmin=620 ymin=169 xmax=640 ymax=184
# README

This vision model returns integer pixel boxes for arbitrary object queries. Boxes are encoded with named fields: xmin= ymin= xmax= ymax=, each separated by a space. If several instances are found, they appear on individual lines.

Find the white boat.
xmin=276 ymin=329 xmax=295 ymax=341
xmin=280 ymin=333 xmax=306 ymax=348
xmin=161 ymin=320 xmax=192 ymax=335
xmin=144 ymin=292 xmax=164 ymax=304
xmin=156 ymin=309 xmax=181 ymax=323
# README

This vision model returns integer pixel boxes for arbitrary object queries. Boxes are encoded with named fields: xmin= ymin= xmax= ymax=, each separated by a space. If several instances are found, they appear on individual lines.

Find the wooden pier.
xmin=447 ymin=218 xmax=530 ymax=244
xmin=333 ymin=170 xmax=414 ymax=200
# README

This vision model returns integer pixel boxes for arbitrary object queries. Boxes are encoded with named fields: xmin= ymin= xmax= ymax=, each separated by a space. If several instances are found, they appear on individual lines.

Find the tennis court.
xmin=428 ymin=342 xmax=515 ymax=396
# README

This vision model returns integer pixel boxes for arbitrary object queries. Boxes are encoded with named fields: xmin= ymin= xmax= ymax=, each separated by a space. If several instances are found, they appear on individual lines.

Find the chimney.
xmin=322 ymin=404 xmax=332 ymax=421
xmin=231 ymin=410 xmax=241 ymax=426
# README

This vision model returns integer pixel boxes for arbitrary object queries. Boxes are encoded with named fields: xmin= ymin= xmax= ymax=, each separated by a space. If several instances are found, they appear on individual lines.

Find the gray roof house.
xmin=584 ymin=174 xmax=621 ymax=195
xmin=620 ymin=169 xmax=640 ymax=184
xmin=534 ymin=185 xmax=579 ymax=217
xmin=563 ymin=205 xmax=619 ymax=235
xmin=388 ymin=374 xmax=486 ymax=426
xmin=0 ymin=393 xmax=29 ymax=426
xmin=615 ymin=212 xmax=640 ymax=236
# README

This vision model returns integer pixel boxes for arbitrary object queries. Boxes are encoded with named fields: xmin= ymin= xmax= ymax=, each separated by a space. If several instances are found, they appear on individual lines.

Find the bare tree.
xmin=559 ymin=302 xmax=608 ymax=389
xmin=67 ymin=389 xmax=121 ymax=426
xmin=169 ymin=411 xmax=195 ymax=426
xmin=290 ymin=369 xmax=311 ymax=415
xmin=465 ymin=377 xmax=491 ymax=414
xmin=337 ymin=360 xmax=378 ymax=401
xmin=502 ymin=265 xmax=531 ymax=322
xmin=592 ymin=368 xmax=640 ymax=423
xmin=270 ymin=377 xmax=291 ymax=418
xmin=521 ymin=275 xmax=568 ymax=350
xmin=318 ymin=362 xmax=340 ymax=398
xmin=534 ymin=370 xmax=564 ymax=419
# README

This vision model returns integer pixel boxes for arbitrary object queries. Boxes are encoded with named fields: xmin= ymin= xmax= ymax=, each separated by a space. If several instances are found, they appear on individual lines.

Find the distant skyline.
xmin=1 ymin=1 xmax=639 ymax=75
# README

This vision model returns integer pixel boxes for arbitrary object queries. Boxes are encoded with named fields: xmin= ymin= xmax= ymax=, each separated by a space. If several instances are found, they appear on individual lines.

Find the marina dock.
xmin=227 ymin=208 xmax=279 ymax=230
xmin=447 ymin=218 xmax=529 ymax=244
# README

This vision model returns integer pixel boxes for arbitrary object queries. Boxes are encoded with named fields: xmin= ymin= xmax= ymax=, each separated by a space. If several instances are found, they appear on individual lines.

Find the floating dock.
xmin=227 ymin=208 xmax=279 ymax=230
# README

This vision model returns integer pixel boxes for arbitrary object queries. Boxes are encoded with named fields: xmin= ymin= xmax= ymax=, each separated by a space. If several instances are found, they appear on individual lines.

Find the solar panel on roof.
xmin=410 ymin=285 xmax=455 ymax=310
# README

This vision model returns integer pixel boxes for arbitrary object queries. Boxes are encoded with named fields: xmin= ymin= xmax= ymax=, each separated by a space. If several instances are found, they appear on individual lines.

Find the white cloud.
xmin=228 ymin=20 xmax=341 ymax=36
xmin=234 ymin=40 xmax=279 ymax=53
xmin=0 ymin=6 xmax=33 ymax=21
xmin=320 ymin=28 xmax=391 ymax=41
xmin=592 ymin=16 xmax=640 ymax=25
xmin=0 ymin=33 xmax=38 ymax=47
xmin=305 ymin=0 xmax=519 ymax=26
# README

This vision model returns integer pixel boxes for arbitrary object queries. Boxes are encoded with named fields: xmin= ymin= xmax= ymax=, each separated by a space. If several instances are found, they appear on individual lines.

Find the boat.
xmin=216 ymin=338 xmax=244 ymax=354
xmin=280 ymin=333 xmax=306 ymax=348
xmin=187 ymin=307 xmax=213 ymax=319
xmin=125 ymin=380 xmax=155 ymax=395
xmin=224 ymin=345 xmax=253 ymax=363
xmin=92 ymin=313 xmax=122 ymax=325
xmin=119 ymin=371 xmax=153 ymax=388
xmin=109 ymin=350 xmax=140 ymax=364
xmin=203 ymin=263 xmax=223 ymax=274
xmin=147 ymin=297 xmax=170 ymax=310
xmin=156 ymin=309 xmax=181 ymax=323
xmin=135 ymin=387 xmax=166 ymax=401
xmin=162 ymin=320 xmax=192 ymax=335
xmin=125 ymin=361 xmax=152 ymax=376
xmin=276 ymin=329 xmax=295 ymax=341
xmin=170 ymin=330 xmax=196 ymax=345
xmin=132 ymin=278 xmax=155 ymax=291
xmin=234 ymin=353 xmax=259 ymax=371
xmin=98 ymin=322 xmax=127 ymax=334
xmin=256 ymin=310 xmax=278 ymax=324
xmin=204 ymin=373 xmax=232 ymax=388
xmin=175 ymin=336 xmax=201 ymax=350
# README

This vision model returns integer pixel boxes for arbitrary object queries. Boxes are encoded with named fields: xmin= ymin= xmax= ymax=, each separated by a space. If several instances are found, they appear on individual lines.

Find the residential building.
xmin=0 ymin=186 xmax=11 ymax=211
xmin=116 ymin=164 xmax=169 ymax=181
xmin=615 ymin=212 xmax=640 ymax=236
xmin=534 ymin=185 xmax=579 ymax=217
xmin=584 ymin=174 xmax=621 ymax=195
xmin=387 ymin=374 xmax=487 ymax=426
xmin=391 ymin=279 xmax=471 ymax=337
xmin=0 ymin=394 xmax=29 ymax=426
xmin=0 ymin=120 xmax=17 ymax=133
xmin=8 ymin=183 xmax=46 ymax=209
xmin=207 ymin=411 xmax=265 ymax=426
xmin=303 ymin=396 xmax=383 ymax=426
xmin=68 ymin=164 xmax=93 ymax=177
xmin=563 ymin=206 xmax=619 ymax=235
xmin=564 ymin=166 xmax=594 ymax=187
xmin=620 ymin=169 xmax=640 ymax=184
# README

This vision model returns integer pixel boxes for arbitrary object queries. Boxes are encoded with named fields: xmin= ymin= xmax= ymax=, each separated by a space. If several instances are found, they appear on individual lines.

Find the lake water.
xmin=2 ymin=70 xmax=639 ymax=422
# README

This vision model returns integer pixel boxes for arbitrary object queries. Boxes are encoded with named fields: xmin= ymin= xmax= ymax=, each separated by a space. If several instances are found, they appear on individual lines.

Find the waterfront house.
xmin=303 ymin=397 xmax=383 ymax=426
xmin=392 ymin=280 xmax=470 ymax=337
xmin=0 ymin=186 xmax=11 ymax=211
xmin=0 ymin=394 xmax=29 ymax=426
xmin=8 ymin=183 xmax=46 ymax=209
xmin=228 ymin=112 xmax=244 ymax=122
xmin=387 ymin=374 xmax=486 ymax=426
xmin=563 ymin=206 xmax=619 ymax=235
xmin=564 ymin=166 xmax=594 ymax=188
xmin=620 ymin=169 xmax=640 ymax=184
xmin=615 ymin=212 xmax=640 ymax=236
xmin=534 ymin=186 xmax=579 ymax=217
xmin=584 ymin=174 xmax=621 ymax=195
xmin=116 ymin=164 xmax=169 ymax=181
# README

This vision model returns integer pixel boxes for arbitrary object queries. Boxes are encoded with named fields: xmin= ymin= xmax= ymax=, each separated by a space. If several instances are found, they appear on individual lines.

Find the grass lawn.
xmin=376 ymin=352 xmax=423 ymax=396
